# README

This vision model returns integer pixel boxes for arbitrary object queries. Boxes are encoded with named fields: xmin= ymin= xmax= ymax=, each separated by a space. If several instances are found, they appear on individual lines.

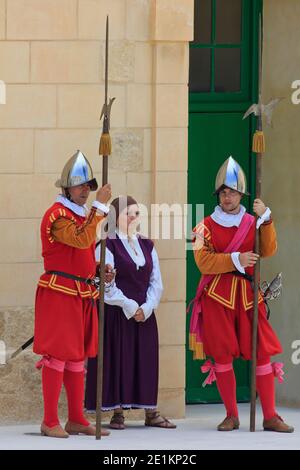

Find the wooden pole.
xmin=245 ymin=12 xmax=281 ymax=431
xmin=95 ymin=16 xmax=109 ymax=440
xmin=250 ymin=120 xmax=262 ymax=432
xmin=250 ymin=11 xmax=264 ymax=432
xmin=95 ymin=158 xmax=108 ymax=440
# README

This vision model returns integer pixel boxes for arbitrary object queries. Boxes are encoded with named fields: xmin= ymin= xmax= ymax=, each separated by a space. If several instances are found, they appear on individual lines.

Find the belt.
xmin=46 ymin=270 xmax=97 ymax=286
xmin=232 ymin=270 xmax=254 ymax=283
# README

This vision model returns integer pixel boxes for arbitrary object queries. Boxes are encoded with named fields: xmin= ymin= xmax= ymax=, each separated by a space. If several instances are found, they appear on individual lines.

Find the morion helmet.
xmin=55 ymin=150 xmax=98 ymax=191
xmin=214 ymin=156 xmax=249 ymax=195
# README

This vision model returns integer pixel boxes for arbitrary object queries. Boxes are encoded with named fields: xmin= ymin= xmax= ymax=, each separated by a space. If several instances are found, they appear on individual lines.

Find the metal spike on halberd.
xmin=243 ymin=97 xmax=284 ymax=127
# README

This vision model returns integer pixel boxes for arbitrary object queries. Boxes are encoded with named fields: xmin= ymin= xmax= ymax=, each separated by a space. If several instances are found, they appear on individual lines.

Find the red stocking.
xmin=215 ymin=363 xmax=239 ymax=418
xmin=63 ymin=362 xmax=89 ymax=426
xmin=256 ymin=359 xmax=276 ymax=420
xmin=42 ymin=365 xmax=64 ymax=428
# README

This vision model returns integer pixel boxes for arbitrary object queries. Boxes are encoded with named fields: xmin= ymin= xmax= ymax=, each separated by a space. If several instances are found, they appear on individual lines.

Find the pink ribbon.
xmin=256 ymin=363 xmax=272 ymax=376
xmin=201 ymin=360 xmax=233 ymax=387
xmin=256 ymin=362 xmax=284 ymax=384
xmin=35 ymin=355 xmax=65 ymax=372
xmin=215 ymin=362 xmax=233 ymax=373
xmin=272 ymin=362 xmax=284 ymax=383
xmin=35 ymin=356 xmax=51 ymax=370
xmin=201 ymin=360 xmax=217 ymax=387
xmin=64 ymin=360 xmax=85 ymax=372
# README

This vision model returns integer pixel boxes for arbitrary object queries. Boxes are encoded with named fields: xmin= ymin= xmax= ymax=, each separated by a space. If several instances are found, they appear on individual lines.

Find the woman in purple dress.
xmin=85 ymin=196 xmax=176 ymax=429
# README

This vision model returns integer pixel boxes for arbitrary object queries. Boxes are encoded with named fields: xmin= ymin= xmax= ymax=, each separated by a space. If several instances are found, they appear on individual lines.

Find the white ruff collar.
xmin=56 ymin=195 xmax=88 ymax=217
xmin=211 ymin=205 xmax=246 ymax=228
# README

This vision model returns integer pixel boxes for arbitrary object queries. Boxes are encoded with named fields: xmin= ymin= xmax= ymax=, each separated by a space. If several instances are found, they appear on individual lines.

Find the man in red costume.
xmin=189 ymin=156 xmax=294 ymax=433
xmin=34 ymin=150 xmax=111 ymax=438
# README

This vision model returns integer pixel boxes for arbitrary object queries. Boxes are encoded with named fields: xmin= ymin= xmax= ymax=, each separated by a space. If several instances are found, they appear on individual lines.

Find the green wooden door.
xmin=186 ymin=0 xmax=262 ymax=403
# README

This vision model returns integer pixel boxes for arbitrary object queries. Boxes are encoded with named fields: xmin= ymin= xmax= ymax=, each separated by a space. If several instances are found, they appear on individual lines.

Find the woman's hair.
xmin=106 ymin=195 xmax=138 ymax=235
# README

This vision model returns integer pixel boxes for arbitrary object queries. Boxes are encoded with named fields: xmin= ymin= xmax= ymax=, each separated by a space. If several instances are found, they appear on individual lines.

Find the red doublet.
xmin=33 ymin=202 xmax=98 ymax=361
xmin=199 ymin=216 xmax=282 ymax=363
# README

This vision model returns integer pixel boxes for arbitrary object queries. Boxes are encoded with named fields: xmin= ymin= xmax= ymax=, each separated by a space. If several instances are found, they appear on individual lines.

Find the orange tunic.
xmin=193 ymin=218 xmax=277 ymax=275
xmin=33 ymin=202 xmax=106 ymax=361
xmin=190 ymin=215 xmax=282 ymax=362
xmin=192 ymin=217 xmax=277 ymax=311
xmin=51 ymin=210 xmax=103 ymax=249
xmin=37 ymin=203 xmax=104 ymax=298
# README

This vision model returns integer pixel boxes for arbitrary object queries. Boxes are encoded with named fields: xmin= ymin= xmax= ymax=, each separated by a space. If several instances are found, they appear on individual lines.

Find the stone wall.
xmin=261 ymin=0 xmax=300 ymax=407
xmin=0 ymin=0 xmax=193 ymax=423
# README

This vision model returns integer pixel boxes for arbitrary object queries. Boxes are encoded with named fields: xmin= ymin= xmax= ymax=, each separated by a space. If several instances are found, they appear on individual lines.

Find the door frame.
xmin=186 ymin=0 xmax=263 ymax=403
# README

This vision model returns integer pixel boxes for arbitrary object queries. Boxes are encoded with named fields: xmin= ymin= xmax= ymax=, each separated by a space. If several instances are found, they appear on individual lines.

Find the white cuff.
xmin=256 ymin=207 xmax=271 ymax=229
xmin=140 ymin=303 xmax=153 ymax=321
xmin=122 ymin=299 xmax=139 ymax=320
xmin=231 ymin=252 xmax=245 ymax=274
xmin=92 ymin=200 xmax=109 ymax=215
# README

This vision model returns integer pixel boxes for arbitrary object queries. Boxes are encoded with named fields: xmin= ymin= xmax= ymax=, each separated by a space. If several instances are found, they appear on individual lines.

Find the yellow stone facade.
xmin=0 ymin=0 xmax=193 ymax=423
xmin=261 ymin=0 xmax=300 ymax=408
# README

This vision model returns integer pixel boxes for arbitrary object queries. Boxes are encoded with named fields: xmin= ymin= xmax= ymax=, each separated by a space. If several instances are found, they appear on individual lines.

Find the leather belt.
xmin=46 ymin=270 xmax=96 ymax=286
xmin=232 ymin=270 xmax=254 ymax=283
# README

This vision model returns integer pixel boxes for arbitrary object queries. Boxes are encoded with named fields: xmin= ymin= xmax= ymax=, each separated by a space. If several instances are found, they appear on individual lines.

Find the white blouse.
xmin=96 ymin=230 xmax=163 ymax=322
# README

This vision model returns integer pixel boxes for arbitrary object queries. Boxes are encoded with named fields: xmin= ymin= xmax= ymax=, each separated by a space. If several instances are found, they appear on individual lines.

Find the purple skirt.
xmin=85 ymin=304 xmax=159 ymax=411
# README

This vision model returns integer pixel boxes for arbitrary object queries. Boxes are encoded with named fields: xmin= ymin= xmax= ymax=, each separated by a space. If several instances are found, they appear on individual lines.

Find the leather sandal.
xmin=109 ymin=412 xmax=125 ymax=430
xmin=145 ymin=411 xmax=176 ymax=429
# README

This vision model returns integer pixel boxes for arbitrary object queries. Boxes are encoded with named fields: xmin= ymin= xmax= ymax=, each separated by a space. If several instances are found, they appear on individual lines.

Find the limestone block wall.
xmin=261 ymin=0 xmax=300 ymax=408
xmin=0 ymin=0 xmax=193 ymax=423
